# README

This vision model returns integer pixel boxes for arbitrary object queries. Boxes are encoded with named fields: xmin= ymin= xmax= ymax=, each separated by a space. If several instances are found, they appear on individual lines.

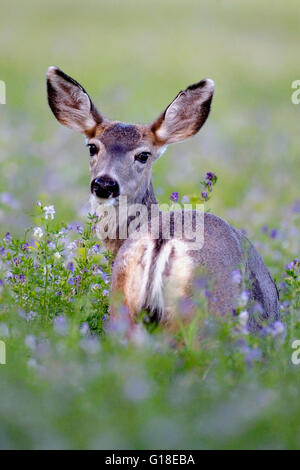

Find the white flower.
xmin=238 ymin=290 xmax=249 ymax=307
xmin=239 ymin=310 xmax=249 ymax=327
xmin=43 ymin=205 xmax=55 ymax=220
xmin=54 ymin=251 xmax=61 ymax=261
xmin=33 ymin=227 xmax=43 ymax=239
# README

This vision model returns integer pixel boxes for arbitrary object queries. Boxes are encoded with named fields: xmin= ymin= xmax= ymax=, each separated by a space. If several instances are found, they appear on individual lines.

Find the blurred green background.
xmin=1 ymin=0 xmax=300 ymax=237
xmin=1 ymin=0 xmax=300 ymax=450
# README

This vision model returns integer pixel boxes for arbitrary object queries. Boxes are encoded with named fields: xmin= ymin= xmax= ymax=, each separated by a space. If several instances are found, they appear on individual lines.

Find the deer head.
xmin=47 ymin=66 xmax=214 ymax=208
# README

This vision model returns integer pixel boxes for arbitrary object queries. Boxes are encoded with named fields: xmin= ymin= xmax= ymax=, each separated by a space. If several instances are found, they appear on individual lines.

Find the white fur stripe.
xmin=146 ymin=239 xmax=187 ymax=318
xmin=138 ymin=240 xmax=155 ymax=312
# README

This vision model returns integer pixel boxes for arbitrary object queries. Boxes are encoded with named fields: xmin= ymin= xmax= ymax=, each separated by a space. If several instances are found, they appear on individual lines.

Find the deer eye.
xmin=135 ymin=151 xmax=151 ymax=163
xmin=87 ymin=144 xmax=98 ymax=157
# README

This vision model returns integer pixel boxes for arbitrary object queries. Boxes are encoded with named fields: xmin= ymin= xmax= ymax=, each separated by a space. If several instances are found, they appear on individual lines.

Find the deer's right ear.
xmin=46 ymin=66 xmax=103 ymax=136
xmin=151 ymin=79 xmax=214 ymax=145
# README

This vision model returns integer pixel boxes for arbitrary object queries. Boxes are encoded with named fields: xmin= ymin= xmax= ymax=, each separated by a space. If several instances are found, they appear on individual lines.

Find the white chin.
xmin=90 ymin=194 xmax=118 ymax=211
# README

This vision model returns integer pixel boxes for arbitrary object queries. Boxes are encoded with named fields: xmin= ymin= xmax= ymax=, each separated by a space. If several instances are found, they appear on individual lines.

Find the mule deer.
xmin=47 ymin=66 xmax=280 ymax=334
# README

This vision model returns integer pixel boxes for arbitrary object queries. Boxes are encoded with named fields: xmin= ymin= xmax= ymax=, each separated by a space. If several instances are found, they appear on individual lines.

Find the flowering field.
xmin=1 ymin=0 xmax=300 ymax=449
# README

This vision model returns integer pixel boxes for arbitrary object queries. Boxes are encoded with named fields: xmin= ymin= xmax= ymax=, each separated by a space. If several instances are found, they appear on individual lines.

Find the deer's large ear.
xmin=46 ymin=66 xmax=103 ymax=136
xmin=151 ymin=79 xmax=214 ymax=145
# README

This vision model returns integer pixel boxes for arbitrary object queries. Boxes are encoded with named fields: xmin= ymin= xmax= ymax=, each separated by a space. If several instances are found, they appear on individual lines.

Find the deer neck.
xmin=98 ymin=180 xmax=158 ymax=254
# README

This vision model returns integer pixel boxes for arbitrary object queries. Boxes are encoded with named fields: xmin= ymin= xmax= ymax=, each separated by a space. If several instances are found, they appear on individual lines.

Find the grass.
xmin=0 ymin=0 xmax=300 ymax=449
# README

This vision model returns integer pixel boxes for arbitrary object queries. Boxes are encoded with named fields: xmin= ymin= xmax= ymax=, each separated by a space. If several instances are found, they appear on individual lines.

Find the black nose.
xmin=91 ymin=176 xmax=120 ymax=199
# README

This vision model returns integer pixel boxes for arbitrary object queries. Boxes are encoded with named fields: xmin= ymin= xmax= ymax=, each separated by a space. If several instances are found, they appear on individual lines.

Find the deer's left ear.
xmin=46 ymin=66 xmax=103 ymax=136
xmin=151 ymin=79 xmax=214 ymax=145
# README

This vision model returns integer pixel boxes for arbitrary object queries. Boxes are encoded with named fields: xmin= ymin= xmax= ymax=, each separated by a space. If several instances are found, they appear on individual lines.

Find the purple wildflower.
xmin=18 ymin=274 xmax=25 ymax=283
xmin=242 ymin=345 xmax=262 ymax=364
xmin=0 ymin=192 xmax=18 ymax=208
xmin=75 ymin=275 xmax=81 ymax=285
xmin=24 ymin=334 xmax=36 ymax=350
xmin=22 ymin=243 xmax=29 ymax=251
xmin=80 ymin=336 xmax=100 ymax=354
xmin=67 ymin=262 xmax=74 ymax=272
xmin=292 ymin=200 xmax=300 ymax=213
xmin=76 ymin=225 xmax=83 ymax=234
xmin=13 ymin=257 xmax=21 ymax=266
xmin=0 ymin=247 xmax=5 ymax=256
xmin=68 ymin=277 xmax=75 ymax=285
xmin=201 ymin=191 xmax=208 ymax=201
xmin=79 ymin=322 xmax=90 ymax=336
xmin=251 ymin=302 xmax=264 ymax=317
xmin=5 ymin=272 xmax=13 ymax=281
xmin=107 ymin=305 xmax=131 ymax=337
xmin=90 ymin=244 xmax=101 ymax=254
xmin=93 ymin=265 xmax=103 ymax=275
xmin=206 ymin=171 xmax=216 ymax=181
xmin=170 ymin=192 xmax=179 ymax=203
xmin=269 ymin=228 xmax=278 ymax=239
xmin=0 ymin=279 xmax=3 ymax=286
xmin=91 ymin=283 xmax=100 ymax=290
xmin=3 ymin=232 xmax=11 ymax=243
xmin=101 ymin=272 xmax=110 ymax=283
xmin=26 ymin=311 xmax=36 ymax=321
xmin=279 ymin=282 xmax=287 ymax=292
xmin=179 ymin=297 xmax=194 ymax=316
xmin=260 ymin=321 xmax=286 ymax=340
xmin=53 ymin=315 xmax=69 ymax=336
xmin=0 ymin=323 xmax=9 ymax=338
xmin=272 ymin=321 xmax=286 ymax=338
xmin=286 ymin=259 xmax=300 ymax=271
xmin=194 ymin=276 xmax=208 ymax=290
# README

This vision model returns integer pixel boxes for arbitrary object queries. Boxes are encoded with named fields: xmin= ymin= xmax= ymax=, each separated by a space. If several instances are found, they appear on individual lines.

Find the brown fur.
xmin=47 ymin=66 xmax=280 ymax=336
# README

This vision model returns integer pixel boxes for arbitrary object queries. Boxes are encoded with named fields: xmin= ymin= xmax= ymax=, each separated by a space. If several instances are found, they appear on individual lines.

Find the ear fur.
xmin=151 ymin=79 xmax=214 ymax=145
xmin=46 ymin=66 xmax=102 ymax=135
